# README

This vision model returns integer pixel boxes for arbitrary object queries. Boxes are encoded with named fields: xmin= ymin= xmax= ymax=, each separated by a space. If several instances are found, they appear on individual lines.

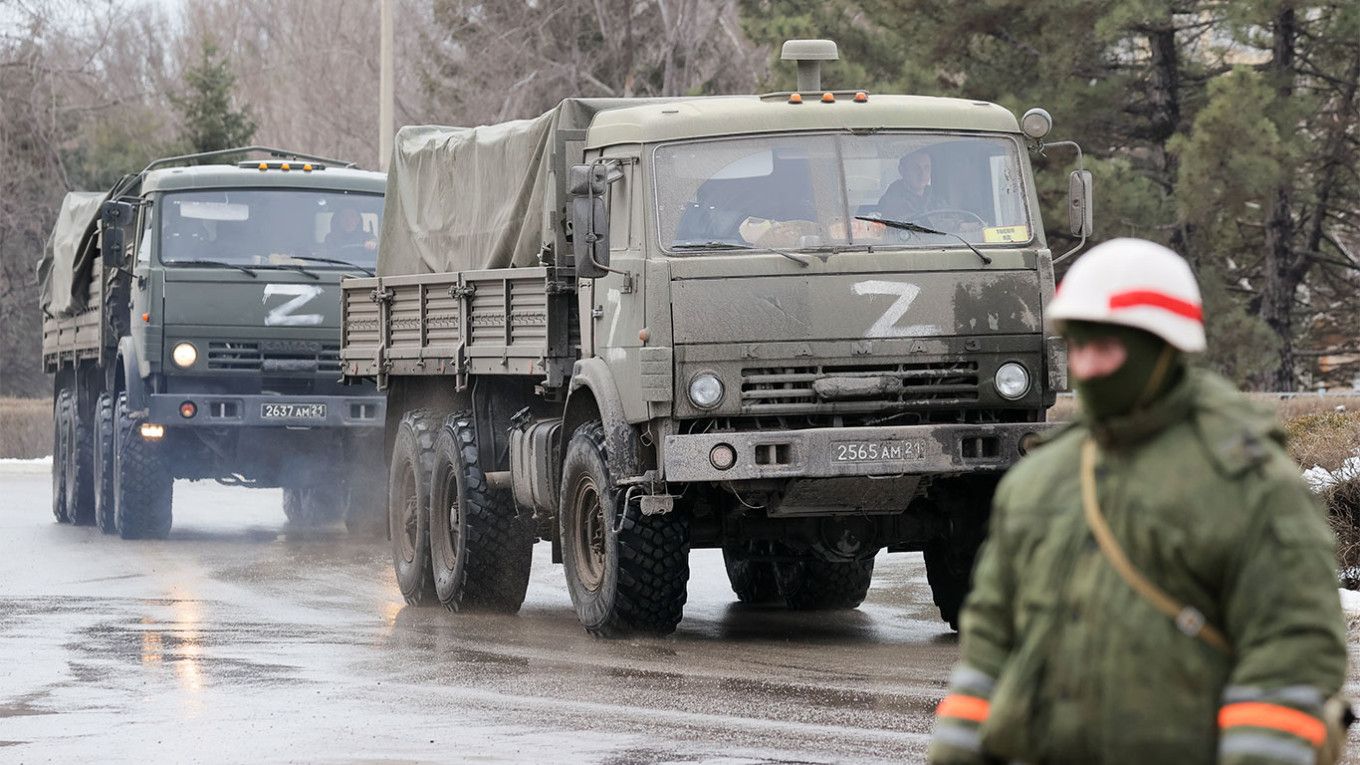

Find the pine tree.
xmin=172 ymin=41 xmax=256 ymax=155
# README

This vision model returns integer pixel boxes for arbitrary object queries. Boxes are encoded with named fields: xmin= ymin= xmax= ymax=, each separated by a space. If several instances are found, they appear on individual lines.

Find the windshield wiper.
xmin=166 ymin=259 xmax=258 ymax=277
xmin=854 ymin=216 xmax=993 ymax=265
xmin=672 ymin=241 xmax=809 ymax=267
xmin=288 ymin=256 xmax=375 ymax=276
xmin=255 ymin=263 xmax=321 ymax=279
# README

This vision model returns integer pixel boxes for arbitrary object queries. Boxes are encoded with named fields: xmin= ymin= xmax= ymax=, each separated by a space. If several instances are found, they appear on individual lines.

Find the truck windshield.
xmin=158 ymin=189 xmax=384 ymax=269
xmin=654 ymin=133 xmax=1030 ymax=252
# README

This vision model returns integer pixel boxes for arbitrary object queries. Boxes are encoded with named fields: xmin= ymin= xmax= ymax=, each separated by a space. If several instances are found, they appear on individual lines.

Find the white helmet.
xmin=1048 ymin=238 xmax=1206 ymax=352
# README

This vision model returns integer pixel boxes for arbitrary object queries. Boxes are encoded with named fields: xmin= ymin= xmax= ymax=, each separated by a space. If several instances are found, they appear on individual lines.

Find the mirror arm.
xmin=1042 ymin=140 xmax=1089 ymax=264
xmin=582 ymin=157 xmax=632 ymax=284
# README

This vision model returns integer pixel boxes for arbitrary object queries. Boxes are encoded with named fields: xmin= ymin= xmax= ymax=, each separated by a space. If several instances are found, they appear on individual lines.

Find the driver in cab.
xmin=878 ymin=150 xmax=933 ymax=220
xmin=326 ymin=207 xmax=377 ymax=253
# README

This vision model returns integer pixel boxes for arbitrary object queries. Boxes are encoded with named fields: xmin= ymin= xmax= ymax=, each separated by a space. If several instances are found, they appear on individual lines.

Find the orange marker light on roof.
xmin=258 ymin=162 xmax=268 ymax=171
xmin=302 ymin=163 xmax=313 ymax=172
xmin=821 ymin=92 xmax=836 ymax=103
xmin=788 ymin=92 xmax=803 ymax=104
xmin=854 ymin=91 xmax=868 ymax=103
xmin=280 ymin=162 xmax=291 ymax=171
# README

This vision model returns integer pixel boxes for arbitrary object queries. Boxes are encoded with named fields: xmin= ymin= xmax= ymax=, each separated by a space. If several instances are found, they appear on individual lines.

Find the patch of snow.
xmin=1304 ymin=455 xmax=1360 ymax=493
xmin=1341 ymin=588 xmax=1360 ymax=616
xmin=0 ymin=456 xmax=52 ymax=475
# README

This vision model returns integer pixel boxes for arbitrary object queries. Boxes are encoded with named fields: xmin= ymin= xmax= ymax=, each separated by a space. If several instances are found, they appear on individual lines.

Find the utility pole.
xmin=379 ymin=0 xmax=394 ymax=170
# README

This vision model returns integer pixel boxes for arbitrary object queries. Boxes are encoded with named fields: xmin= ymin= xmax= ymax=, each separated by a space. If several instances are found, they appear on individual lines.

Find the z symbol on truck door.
xmin=262 ymin=284 xmax=324 ymax=326
xmin=853 ymin=280 xmax=941 ymax=338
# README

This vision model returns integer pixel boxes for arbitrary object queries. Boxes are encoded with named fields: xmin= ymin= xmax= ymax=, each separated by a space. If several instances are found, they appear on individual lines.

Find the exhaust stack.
xmin=781 ymin=39 xmax=839 ymax=93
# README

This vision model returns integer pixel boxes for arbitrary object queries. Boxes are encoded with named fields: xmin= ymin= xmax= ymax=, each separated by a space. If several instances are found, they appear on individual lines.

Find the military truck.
xmin=40 ymin=147 xmax=389 ymax=539
xmin=341 ymin=41 xmax=1090 ymax=635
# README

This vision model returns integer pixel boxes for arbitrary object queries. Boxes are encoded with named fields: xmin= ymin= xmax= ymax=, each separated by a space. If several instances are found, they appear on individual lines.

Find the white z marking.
xmin=262 ymin=284 xmax=325 ymax=326
xmin=853 ymin=280 xmax=940 ymax=338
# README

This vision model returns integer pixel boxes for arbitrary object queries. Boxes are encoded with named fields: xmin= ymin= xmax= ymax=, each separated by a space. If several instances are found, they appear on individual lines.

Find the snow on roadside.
xmin=1303 ymin=455 xmax=1360 ymax=492
xmin=0 ymin=456 xmax=52 ymax=475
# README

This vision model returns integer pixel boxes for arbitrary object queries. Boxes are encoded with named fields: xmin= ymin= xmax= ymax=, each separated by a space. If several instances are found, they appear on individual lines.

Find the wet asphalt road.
xmin=0 ymin=465 xmax=958 ymax=764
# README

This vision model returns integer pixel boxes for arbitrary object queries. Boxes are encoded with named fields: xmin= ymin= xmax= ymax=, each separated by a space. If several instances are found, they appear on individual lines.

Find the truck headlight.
xmin=172 ymin=342 xmax=198 ymax=368
xmin=688 ymin=373 xmax=724 ymax=409
xmin=995 ymin=362 xmax=1030 ymax=400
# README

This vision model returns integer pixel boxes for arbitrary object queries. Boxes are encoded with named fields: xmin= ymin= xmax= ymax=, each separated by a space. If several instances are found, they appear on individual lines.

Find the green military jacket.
xmin=929 ymin=369 xmax=1347 ymax=765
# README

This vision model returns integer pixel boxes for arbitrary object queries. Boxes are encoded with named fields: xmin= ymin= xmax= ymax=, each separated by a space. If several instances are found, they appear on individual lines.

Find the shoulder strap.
xmin=1080 ymin=438 xmax=1233 ymax=655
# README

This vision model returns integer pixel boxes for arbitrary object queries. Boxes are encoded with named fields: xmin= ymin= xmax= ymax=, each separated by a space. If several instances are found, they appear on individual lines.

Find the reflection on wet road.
xmin=1 ymin=466 xmax=950 ymax=763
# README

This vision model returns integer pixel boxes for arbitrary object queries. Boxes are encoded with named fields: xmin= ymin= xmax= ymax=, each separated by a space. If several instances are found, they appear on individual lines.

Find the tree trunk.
xmin=1260 ymin=7 xmax=1298 ymax=391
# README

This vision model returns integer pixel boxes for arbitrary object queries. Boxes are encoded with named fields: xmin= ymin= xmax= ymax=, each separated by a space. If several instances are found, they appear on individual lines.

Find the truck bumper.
xmin=662 ymin=422 xmax=1057 ymax=483
xmin=146 ymin=393 xmax=385 ymax=429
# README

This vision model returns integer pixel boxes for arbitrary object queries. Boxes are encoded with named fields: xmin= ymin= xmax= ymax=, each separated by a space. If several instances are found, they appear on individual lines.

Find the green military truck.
xmin=41 ymin=147 xmax=389 ymax=540
xmin=341 ymin=41 xmax=1090 ymax=635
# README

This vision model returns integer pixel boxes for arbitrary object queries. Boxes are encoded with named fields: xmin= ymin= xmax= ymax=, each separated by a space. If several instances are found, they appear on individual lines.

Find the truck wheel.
xmin=429 ymin=413 xmax=534 ymax=612
xmin=559 ymin=421 xmax=690 ymax=637
xmin=283 ymin=485 xmax=343 ymax=527
xmin=65 ymin=391 xmax=96 ymax=526
xmin=722 ymin=542 xmax=780 ymax=604
xmin=52 ymin=390 xmax=71 ymax=524
xmin=113 ymin=393 xmax=173 ymax=540
xmin=389 ymin=409 xmax=439 ymax=605
xmin=924 ymin=542 xmax=976 ymax=631
xmin=775 ymin=555 xmax=875 ymax=610
xmin=94 ymin=393 xmax=117 ymax=534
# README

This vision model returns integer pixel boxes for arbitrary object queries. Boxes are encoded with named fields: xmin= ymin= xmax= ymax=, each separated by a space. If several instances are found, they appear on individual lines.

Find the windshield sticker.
xmin=983 ymin=225 xmax=1029 ymax=243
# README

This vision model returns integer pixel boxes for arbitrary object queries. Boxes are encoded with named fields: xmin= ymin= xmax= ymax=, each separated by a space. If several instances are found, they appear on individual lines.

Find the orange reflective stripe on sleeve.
xmin=1218 ymin=702 xmax=1327 ymax=747
xmin=937 ymin=694 xmax=990 ymax=723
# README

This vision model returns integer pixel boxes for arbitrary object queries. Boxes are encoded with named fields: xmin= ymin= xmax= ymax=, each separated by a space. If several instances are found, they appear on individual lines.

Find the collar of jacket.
xmin=1083 ymin=368 xmax=1196 ymax=450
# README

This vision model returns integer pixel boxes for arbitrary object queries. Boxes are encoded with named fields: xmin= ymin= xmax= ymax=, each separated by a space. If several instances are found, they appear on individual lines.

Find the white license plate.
xmin=832 ymin=439 xmax=926 ymax=463
xmin=260 ymin=402 xmax=327 ymax=420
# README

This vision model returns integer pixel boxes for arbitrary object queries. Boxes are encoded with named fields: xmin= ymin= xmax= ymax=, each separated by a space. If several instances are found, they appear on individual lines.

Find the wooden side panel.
xmin=340 ymin=277 xmax=382 ymax=377
xmin=42 ymin=274 xmax=103 ymax=370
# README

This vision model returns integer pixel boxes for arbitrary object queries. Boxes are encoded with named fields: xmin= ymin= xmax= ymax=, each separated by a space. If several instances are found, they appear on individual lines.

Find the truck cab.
xmin=44 ymin=148 xmax=390 ymax=539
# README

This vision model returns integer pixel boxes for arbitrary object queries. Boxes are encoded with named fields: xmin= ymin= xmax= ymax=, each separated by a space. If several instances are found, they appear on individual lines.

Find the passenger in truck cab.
xmin=326 ymin=206 xmax=377 ymax=252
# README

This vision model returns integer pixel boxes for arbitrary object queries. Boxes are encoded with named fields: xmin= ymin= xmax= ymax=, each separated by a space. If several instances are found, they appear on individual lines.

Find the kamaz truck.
xmin=341 ymin=41 xmax=1091 ymax=635
xmin=40 ymin=147 xmax=388 ymax=539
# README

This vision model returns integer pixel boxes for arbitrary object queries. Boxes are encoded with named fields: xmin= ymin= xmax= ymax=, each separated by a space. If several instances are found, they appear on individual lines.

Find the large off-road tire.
xmin=282 ymin=485 xmax=343 ymax=527
xmin=775 ymin=555 xmax=876 ymax=610
xmin=428 ymin=413 xmax=535 ymax=612
xmin=924 ymin=542 xmax=972 ymax=631
xmin=722 ymin=542 xmax=781 ymax=604
xmin=65 ymin=391 xmax=96 ymax=526
xmin=113 ymin=393 xmax=173 ymax=540
xmin=94 ymin=393 xmax=117 ymax=534
xmin=389 ymin=408 xmax=439 ymax=605
xmin=52 ymin=390 xmax=71 ymax=524
xmin=560 ymin=421 xmax=690 ymax=638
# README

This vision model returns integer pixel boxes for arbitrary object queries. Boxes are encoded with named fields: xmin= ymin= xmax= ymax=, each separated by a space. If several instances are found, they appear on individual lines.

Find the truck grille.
xmin=740 ymin=361 xmax=979 ymax=415
xmin=206 ymin=340 xmax=341 ymax=374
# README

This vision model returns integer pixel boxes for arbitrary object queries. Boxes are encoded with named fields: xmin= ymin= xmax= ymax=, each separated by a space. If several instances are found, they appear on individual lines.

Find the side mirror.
xmin=1068 ymin=170 xmax=1093 ymax=238
xmin=568 ymin=164 xmax=610 ymax=279
xmin=99 ymin=200 xmax=134 ymax=266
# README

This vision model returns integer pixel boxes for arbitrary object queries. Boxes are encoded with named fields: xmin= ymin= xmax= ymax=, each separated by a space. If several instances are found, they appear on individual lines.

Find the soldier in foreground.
xmin=928 ymin=238 xmax=1348 ymax=764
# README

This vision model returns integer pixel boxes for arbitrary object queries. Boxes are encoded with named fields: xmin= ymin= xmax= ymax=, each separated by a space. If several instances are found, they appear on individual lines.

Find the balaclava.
xmin=1063 ymin=320 xmax=1183 ymax=421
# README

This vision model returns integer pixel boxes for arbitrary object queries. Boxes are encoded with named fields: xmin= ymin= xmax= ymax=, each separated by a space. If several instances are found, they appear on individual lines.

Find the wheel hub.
xmin=572 ymin=479 xmax=608 ymax=592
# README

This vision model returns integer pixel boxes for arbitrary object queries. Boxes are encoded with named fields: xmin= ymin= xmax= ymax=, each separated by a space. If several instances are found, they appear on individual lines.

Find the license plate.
xmin=260 ymin=402 xmax=327 ymax=420
xmin=832 ymin=439 xmax=925 ymax=463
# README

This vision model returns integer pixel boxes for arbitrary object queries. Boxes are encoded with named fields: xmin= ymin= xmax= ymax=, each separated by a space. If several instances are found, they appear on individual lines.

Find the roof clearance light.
xmin=788 ymin=93 xmax=803 ymax=104
xmin=280 ymin=162 xmax=291 ymax=171
xmin=1021 ymin=108 xmax=1053 ymax=139
xmin=854 ymin=91 xmax=868 ymax=103
xmin=302 ymin=164 xmax=313 ymax=172
xmin=821 ymin=91 xmax=835 ymax=103
xmin=257 ymin=162 xmax=268 ymax=171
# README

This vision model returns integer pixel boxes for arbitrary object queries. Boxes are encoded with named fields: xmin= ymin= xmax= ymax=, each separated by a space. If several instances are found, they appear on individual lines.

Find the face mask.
xmin=1065 ymin=323 xmax=1180 ymax=421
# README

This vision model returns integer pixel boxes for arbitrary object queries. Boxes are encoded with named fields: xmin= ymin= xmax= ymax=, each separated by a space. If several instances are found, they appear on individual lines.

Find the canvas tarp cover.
xmin=38 ymin=191 xmax=105 ymax=316
xmin=378 ymin=98 xmax=681 ymax=277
